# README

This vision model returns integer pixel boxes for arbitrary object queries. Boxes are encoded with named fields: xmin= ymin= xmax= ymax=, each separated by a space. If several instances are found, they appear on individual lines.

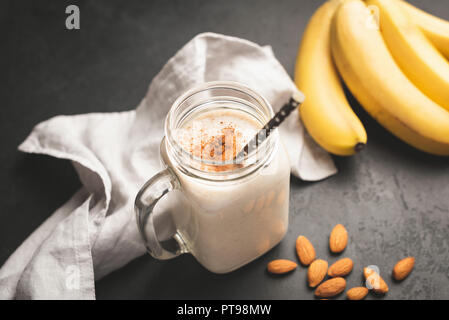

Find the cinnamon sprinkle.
xmin=186 ymin=126 xmax=244 ymax=172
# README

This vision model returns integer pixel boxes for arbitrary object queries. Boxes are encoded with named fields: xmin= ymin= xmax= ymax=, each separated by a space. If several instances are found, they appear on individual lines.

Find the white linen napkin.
xmin=0 ymin=32 xmax=336 ymax=300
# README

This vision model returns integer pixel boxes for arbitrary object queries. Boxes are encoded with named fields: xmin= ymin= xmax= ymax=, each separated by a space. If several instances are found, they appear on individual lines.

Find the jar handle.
xmin=135 ymin=168 xmax=188 ymax=259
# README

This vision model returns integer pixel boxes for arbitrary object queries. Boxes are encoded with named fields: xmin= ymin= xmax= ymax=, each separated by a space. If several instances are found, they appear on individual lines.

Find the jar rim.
xmin=164 ymin=81 xmax=278 ymax=182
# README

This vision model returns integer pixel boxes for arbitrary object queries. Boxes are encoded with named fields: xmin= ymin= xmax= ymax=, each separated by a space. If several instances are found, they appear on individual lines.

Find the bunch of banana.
xmin=295 ymin=0 xmax=449 ymax=156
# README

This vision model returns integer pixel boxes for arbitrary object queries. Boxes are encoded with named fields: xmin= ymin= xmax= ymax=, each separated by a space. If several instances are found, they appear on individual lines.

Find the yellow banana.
xmin=331 ymin=0 xmax=449 ymax=156
xmin=366 ymin=0 xmax=449 ymax=111
xmin=295 ymin=0 xmax=367 ymax=156
xmin=399 ymin=0 xmax=449 ymax=60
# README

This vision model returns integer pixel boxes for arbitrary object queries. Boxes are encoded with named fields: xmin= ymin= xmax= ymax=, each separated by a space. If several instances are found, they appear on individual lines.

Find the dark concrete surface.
xmin=1 ymin=0 xmax=448 ymax=300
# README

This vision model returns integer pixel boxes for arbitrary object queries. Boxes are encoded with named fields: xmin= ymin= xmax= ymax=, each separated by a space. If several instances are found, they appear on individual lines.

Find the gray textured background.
xmin=0 ymin=0 xmax=448 ymax=300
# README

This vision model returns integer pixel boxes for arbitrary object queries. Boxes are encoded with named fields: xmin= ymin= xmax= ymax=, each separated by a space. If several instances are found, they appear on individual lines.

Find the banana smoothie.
xmin=162 ymin=107 xmax=291 ymax=273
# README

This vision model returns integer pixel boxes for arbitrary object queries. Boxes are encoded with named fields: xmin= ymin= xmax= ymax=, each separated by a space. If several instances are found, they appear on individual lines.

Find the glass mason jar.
xmin=135 ymin=81 xmax=290 ymax=274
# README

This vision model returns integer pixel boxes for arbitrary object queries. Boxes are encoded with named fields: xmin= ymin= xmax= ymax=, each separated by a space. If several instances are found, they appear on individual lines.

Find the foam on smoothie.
xmin=177 ymin=109 xmax=261 ymax=171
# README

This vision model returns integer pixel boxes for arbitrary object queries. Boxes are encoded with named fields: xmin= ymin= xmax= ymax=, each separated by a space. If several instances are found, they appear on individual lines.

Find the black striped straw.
xmin=235 ymin=92 xmax=304 ymax=161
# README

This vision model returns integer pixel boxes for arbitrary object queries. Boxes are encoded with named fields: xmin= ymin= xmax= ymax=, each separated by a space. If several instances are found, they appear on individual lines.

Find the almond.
xmin=315 ymin=277 xmax=346 ymax=298
xmin=364 ymin=267 xmax=389 ymax=294
xmin=328 ymin=258 xmax=353 ymax=277
xmin=329 ymin=224 xmax=348 ymax=253
xmin=267 ymin=259 xmax=297 ymax=274
xmin=296 ymin=235 xmax=316 ymax=266
xmin=347 ymin=287 xmax=369 ymax=300
xmin=308 ymin=259 xmax=328 ymax=287
xmin=392 ymin=257 xmax=415 ymax=281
